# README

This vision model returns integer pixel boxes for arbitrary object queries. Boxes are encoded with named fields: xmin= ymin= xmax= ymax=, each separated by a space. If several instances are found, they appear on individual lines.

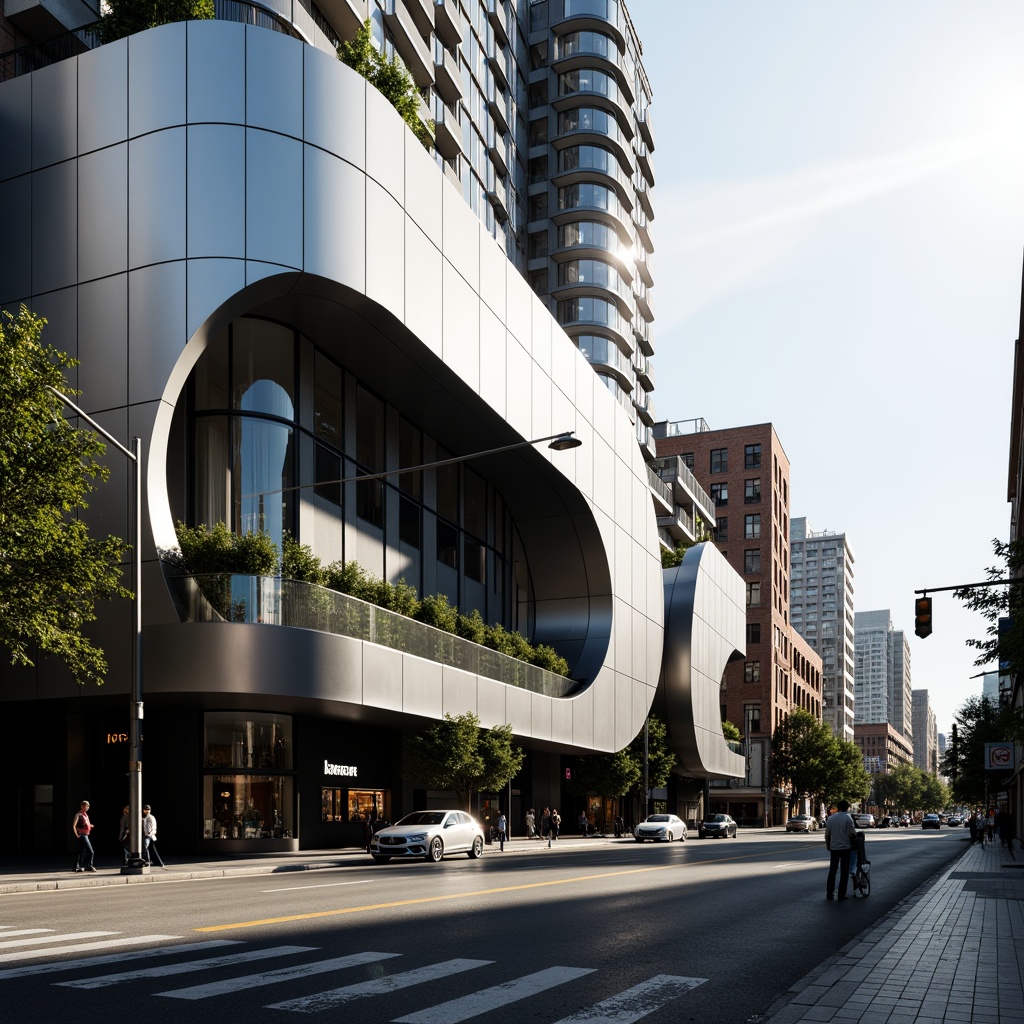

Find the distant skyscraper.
xmin=790 ymin=518 xmax=856 ymax=742
xmin=854 ymin=610 xmax=912 ymax=750
xmin=912 ymin=690 xmax=938 ymax=775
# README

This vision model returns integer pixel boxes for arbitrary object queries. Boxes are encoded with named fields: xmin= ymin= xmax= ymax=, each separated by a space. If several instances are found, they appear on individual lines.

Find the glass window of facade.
xmin=558 ymin=69 xmax=618 ymax=102
xmin=710 ymin=482 xmax=727 ymax=506
xmin=745 ymin=443 xmax=761 ymax=468
xmin=203 ymin=711 xmax=294 ymax=841
xmin=185 ymin=315 xmax=519 ymax=626
xmin=745 ymin=514 xmax=761 ymax=539
xmin=744 ymin=549 xmax=760 ymax=574
xmin=556 ymin=30 xmax=614 ymax=60
xmin=710 ymin=448 xmax=727 ymax=473
xmin=744 ymin=478 xmax=761 ymax=504
xmin=557 ymin=220 xmax=617 ymax=252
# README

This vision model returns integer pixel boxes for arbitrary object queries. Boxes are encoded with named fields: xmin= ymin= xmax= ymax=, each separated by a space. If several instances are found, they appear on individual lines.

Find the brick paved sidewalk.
xmin=765 ymin=838 xmax=1024 ymax=1024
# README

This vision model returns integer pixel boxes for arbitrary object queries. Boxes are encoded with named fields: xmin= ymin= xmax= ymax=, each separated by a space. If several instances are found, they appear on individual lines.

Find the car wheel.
xmin=371 ymin=855 xmax=390 ymax=864
xmin=681 ymin=831 xmax=686 ymax=842
xmin=426 ymin=837 xmax=444 ymax=862
xmin=468 ymin=836 xmax=483 ymax=859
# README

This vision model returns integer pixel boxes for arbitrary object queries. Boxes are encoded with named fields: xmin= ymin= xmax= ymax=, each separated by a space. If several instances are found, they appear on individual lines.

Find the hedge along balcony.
xmin=164 ymin=573 xmax=579 ymax=698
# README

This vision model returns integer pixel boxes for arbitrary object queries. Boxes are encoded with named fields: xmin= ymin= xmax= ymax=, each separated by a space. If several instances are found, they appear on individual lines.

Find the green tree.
xmin=100 ymin=0 xmax=214 ymax=44
xmin=0 ymin=306 xmax=132 ymax=686
xmin=874 ymin=763 xmax=924 ymax=812
xmin=338 ymin=20 xmax=433 ymax=149
xmin=772 ymin=710 xmax=871 ymax=812
xmin=940 ymin=694 xmax=1024 ymax=805
xmin=404 ymin=712 xmax=524 ymax=811
xmin=722 ymin=720 xmax=742 ymax=743
xmin=568 ymin=715 xmax=675 ymax=800
xmin=954 ymin=537 xmax=1024 ymax=676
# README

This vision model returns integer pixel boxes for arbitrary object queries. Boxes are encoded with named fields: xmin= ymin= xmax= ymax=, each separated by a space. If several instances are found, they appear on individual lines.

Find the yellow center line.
xmin=195 ymin=847 xmax=813 ymax=933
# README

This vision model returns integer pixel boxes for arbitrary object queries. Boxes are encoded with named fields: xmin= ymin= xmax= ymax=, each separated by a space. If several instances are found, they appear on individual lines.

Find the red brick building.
xmin=654 ymin=419 xmax=822 ymax=825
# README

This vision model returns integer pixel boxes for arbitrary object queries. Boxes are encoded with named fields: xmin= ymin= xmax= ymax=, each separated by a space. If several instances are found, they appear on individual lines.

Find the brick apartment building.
xmin=654 ymin=420 xmax=822 ymax=825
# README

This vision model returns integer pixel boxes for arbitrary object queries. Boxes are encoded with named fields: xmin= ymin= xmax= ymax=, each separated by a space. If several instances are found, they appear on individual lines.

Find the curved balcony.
xmin=554 ymin=107 xmax=633 ymax=170
xmin=552 ymin=0 xmax=626 ymax=51
xmin=165 ymin=573 xmax=579 ymax=699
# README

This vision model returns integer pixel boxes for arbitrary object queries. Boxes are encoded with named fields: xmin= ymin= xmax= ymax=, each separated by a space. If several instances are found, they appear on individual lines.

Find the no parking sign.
xmin=984 ymin=743 xmax=1016 ymax=771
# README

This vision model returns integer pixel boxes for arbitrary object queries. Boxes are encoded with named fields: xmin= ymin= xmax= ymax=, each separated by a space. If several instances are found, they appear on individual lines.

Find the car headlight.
xmin=407 ymin=833 xmax=428 ymax=842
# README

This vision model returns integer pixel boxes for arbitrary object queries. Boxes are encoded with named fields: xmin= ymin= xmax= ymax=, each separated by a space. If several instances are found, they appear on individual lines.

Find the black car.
xmin=698 ymin=813 xmax=737 ymax=839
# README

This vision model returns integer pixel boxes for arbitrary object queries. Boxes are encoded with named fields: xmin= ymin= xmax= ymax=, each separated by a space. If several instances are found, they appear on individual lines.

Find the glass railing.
xmin=165 ymin=572 xmax=579 ymax=698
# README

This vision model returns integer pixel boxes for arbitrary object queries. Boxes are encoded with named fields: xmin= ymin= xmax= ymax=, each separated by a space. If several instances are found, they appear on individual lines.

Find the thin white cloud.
xmin=653 ymin=135 xmax=996 ymax=327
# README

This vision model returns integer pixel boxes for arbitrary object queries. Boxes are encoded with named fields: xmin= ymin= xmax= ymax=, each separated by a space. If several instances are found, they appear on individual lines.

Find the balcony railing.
xmin=165 ymin=572 xmax=579 ymax=698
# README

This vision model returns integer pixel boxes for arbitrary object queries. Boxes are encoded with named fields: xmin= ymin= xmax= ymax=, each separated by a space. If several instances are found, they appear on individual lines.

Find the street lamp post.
xmin=47 ymin=388 xmax=147 ymax=875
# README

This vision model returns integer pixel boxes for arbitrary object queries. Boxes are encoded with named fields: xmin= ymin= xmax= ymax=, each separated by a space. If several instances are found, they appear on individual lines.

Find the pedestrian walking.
xmin=118 ymin=804 xmax=131 ymax=864
xmin=549 ymin=808 xmax=561 ymax=847
xmin=824 ymin=799 xmax=857 ymax=900
xmin=969 ymin=811 xmax=980 ymax=845
xmin=997 ymin=809 xmax=1016 ymax=852
xmin=72 ymin=800 xmax=96 ymax=872
xmin=578 ymin=810 xmax=588 ymax=837
xmin=141 ymin=804 xmax=167 ymax=868
xmin=525 ymin=808 xmax=536 ymax=839
xmin=496 ymin=811 xmax=507 ymax=851
xmin=541 ymin=807 xmax=551 ymax=842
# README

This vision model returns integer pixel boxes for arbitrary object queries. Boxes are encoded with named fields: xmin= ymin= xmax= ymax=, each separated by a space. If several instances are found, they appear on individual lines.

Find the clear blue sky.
xmin=627 ymin=0 xmax=1024 ymax=738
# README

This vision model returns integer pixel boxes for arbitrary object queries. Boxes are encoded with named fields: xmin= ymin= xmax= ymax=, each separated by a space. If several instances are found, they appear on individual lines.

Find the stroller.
xmin=850 ymin=830 xmax=870 ymax=897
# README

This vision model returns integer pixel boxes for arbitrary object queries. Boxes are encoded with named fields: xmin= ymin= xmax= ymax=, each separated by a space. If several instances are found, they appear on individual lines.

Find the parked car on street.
xmin=634 ymin=814 xmax=687 ymax=842
xmin=947 ymin=815 xmax=963 ymax=827
xmin=369 ymin=810 xmax=484 ymax=863
xmin=921 ymin=814 xmax=941 ymax=830
xmin=899 ymin=815 xmax=911 ymax=827
xmin=698 ymin=813 xmax=737 ymax=838
xmin=852 ymin=812 xmax=876 ymax=829
xmin=786 ymin=814 xmax=818 ymax=833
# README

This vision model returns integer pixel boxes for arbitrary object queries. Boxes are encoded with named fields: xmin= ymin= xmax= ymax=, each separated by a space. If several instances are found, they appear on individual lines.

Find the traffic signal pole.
xmin=913 ymin=578 xmax=1014 ymax=639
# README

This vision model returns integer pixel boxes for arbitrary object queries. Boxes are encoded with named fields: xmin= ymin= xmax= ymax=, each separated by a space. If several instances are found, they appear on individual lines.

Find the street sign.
xmin=983 ymin=743 xmax=1016 ymax=771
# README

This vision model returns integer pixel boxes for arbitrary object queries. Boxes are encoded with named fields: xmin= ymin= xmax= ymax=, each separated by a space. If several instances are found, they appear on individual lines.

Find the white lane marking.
xmin=156 ymin=951 xmax=402 ymax=1000
xmin=55 ymin=945 xmax=316 ymax=989
xmin=552 ymin=974 xmax=708 ymax=1023
xmin=262 ymin=880 xmax=374 ymax=893
xmin=0 ymin=931 xmax=116 ymax=950
xmin=0 ymin=930 xmax=53 ymax=938
xmin=0 ymin=936 xmax=182 ymax=964
xmin=393 ymin=966 xmax=597 ymax=1024
xmin=268 ymin=959 xmax=493 ymax=1013
xmin=0 ymin=940 xmax=239 ymax=979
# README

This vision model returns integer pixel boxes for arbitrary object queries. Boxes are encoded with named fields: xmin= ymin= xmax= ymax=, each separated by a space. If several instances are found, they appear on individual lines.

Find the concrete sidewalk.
xmin=764 ymin=837 xmax=1024 ymax=1024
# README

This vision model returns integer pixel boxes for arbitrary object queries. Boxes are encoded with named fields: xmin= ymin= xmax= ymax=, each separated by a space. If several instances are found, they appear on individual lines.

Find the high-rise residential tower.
xmin=854 ymin=610 xmax=913 ymax=751
xmin=789 ymin=518 xmax=856 ymax=742
xmin=912 ymin=689 xmax=938 ymax=775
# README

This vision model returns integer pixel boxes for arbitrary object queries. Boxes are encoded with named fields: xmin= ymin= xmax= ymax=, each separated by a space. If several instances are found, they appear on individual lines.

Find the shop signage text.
xmin=324 ymin=760 xmax=358 ymax=777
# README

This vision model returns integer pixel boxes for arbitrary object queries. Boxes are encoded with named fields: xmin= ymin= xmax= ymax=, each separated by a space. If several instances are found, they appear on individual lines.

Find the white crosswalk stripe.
xmin=0 ymin=930 xmax=53 ymax=939
xmin=393 ymin=966 xmax=597 ymax=1024
xmin=0 ymin=935 xmax=183 ymax=964
xmin=552 ymin=974 xmax=708 ymax=1023
xmin=55 ymin=945 xmax=317 ymax=989
xmin=0 ymin=932 xmax=117 ymax=951
xmin=155 ymin=951 xmax=402 ymax=1000
xmin=0 ymin=937 xmax=710 ymax=1022
xmin=0 ymin=940 xmax=240 ymax=980
xmin=267 ymin=958 xmax=494 ymax=1013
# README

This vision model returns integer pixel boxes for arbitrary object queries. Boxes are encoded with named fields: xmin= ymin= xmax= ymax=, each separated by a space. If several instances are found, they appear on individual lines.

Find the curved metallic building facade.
xmin=0 ymin=22 xmax=664 ymax=761
xmin=661 ymin=544 xmax=746 ymax=780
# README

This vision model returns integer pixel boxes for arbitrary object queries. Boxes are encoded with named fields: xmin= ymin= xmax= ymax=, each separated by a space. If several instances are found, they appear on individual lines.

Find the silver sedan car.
xmin=786 ymin=814 xmax=819 ymax=833
xmin=633 ymin=813 xmax=687 ymax=842
xmin=369 ymin=810 xmax=484 ymax=863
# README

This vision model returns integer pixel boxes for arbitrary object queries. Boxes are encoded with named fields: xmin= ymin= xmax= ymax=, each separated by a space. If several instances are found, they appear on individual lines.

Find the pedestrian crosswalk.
xmin=0 ymin=924 xmax=708 ymax=1021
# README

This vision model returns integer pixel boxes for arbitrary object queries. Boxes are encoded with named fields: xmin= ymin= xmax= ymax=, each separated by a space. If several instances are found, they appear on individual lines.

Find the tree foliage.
xmin=771 ymin=709 xmax=871 ymax=811
xmin=939 ymin=694 xmax=1024 ymax=805
xmin=568 ymin=715 xmax=676 ymax=797
xmin=404 ymin=712 xmax=525 ymax=811
xmin=954 ymin=537 xmax=1024 ymax=674
xmin=0 ymin=306 xmax=132 ymax=685
xmin=338 ymin=20 xmax=433 ymax=149
xmin=722 ymin=720 xmax=742 ymax=743
xmin=100 ymin=0 xmax=214 ymax=44
xmin=874 ymin=763 xmax=948 ymax=812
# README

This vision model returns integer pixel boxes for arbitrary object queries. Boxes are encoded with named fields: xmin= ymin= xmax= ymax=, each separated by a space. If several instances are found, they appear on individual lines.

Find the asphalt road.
xmin=0 ymin=827 xmax=966 ymax=1024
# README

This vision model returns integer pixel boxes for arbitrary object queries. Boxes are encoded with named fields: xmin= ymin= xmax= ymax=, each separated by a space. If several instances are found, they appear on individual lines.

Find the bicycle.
xmin=851 ymin=859 xmax=870 ymax=897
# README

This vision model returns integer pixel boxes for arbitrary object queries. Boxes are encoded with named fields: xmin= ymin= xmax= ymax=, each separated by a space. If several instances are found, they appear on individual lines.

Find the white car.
xmin=369 ymin=810 xmax=484 ymax=863
xmin=633 ymin=814 xmax=687 ymax=842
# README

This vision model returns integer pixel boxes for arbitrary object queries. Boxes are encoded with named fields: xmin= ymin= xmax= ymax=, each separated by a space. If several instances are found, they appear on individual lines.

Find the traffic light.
xmin=914 ymin=596 xmax=932 ymax=639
